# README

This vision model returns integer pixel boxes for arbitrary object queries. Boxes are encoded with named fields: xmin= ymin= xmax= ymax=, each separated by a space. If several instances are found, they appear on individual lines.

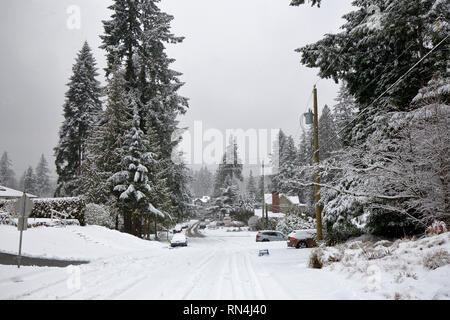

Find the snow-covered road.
xmin=0 ymin=227 xmax=368 ymax=300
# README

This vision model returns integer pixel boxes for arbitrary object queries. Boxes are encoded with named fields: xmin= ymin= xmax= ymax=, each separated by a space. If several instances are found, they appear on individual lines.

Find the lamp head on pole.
xmin=304 ymin=109 xmax=314 ymax=125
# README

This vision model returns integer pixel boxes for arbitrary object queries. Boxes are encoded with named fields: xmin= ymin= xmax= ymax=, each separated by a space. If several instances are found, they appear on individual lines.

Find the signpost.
xmin=14 ymin=192 xmax=34 ymax=268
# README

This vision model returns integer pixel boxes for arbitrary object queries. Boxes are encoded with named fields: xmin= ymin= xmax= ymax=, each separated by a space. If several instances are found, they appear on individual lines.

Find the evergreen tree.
xmin=212 ymin=175 xmax=240 ymax=219
xmin=101 ymin=0 xmax=191 ymax=220
xmin=22 ymin=166 xmax=37 ymax=195
xmin=0 ymin=152 xmax=17 ymax=189
xmin=109 ymin=108 xmax=157 ymax=235
xmin=54 ymin=41 xmax=103 ymax=197
xmin=246 ymin=170 xmax=257 ymax=199
xmin=297 ymin=0 xmax=449 ymax=145
xmin=290 ymin=0 xmax=321 ymax=7
xmin=270 ymin=130 xmax=287 ymax=193
xmin=333 ymin=83 xmax=358 ymax=145
xmin=35 ymin=154 xmax=51 ymax=197
xmin=318 ymin=105 xmax=340 ymax=160
xmin=213 ymin=137 xmax=243 ymax=197
xmin=80 ymin=62 xmax=132 ymax=206
xmin=191 ymin=166 xmax=214 ymax=197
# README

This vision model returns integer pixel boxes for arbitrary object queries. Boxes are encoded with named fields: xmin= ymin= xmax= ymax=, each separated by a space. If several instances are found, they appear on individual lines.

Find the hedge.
xmin=0 ymin=197 xmax=86 ymax=226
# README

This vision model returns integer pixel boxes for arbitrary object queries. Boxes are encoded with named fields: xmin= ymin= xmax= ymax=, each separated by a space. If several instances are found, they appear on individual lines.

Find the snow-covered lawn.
xmin=0 ymin=224 xmax=164 ymax=261
xmin=0 ymin=224 xmax=448 ymax=300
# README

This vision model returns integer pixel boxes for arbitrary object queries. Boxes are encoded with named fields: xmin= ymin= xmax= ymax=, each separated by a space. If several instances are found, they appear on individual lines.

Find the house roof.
xmin=194 ymin=196 xmax=211 ymax=203
xmin=0 ymin=185 xmax=38 ymax=199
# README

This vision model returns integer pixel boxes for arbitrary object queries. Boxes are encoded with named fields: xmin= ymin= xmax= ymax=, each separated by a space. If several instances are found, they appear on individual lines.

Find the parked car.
xmin=256 ymin=231 xmax=288 ymax=242
xmin=181 ymin=223 xmax=189 ymax=229
xmin=199 ymin=222 xmax=207 ymax=229
xmin=287 ymin=229 xmax=317 ymax=249
xmin=173 ymin=224 xmax=183 ymax=233
xmin=170 ymin=233 xmax=188 ymax=247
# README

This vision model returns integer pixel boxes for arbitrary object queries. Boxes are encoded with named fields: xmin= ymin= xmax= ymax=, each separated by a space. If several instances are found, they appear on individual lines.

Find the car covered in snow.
xmin=287 ymin=229 xmax=317 ymax=249
xmin=173 ymin=224 xmax=183 ymax=233
xmin=170 ymin=233 xmax=188 ymax=247
xmin=256 ymin=231 xmax=288 ymax=242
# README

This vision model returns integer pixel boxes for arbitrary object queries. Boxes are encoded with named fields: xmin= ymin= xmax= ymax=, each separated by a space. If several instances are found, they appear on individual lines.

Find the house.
xmin=264 ymin=192 xmax=305 ymax=214
xmin=0 ymin=185 xmax=38 ymax=200
xmin=193 ymin=196 xmax=211 ymax=207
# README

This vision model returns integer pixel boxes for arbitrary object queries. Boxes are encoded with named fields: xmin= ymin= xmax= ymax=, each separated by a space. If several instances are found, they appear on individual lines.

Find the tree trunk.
xmin=148 ymin=215 xmax=151 ymax=240
xmin=124 ymin=210 xmax=132 ymax=234
xmin=154 ymin=216 xmax=158 ymax=240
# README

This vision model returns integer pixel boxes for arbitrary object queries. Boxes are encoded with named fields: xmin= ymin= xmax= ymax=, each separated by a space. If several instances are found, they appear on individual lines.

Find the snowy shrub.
xmin=84 ymin=203 xmax=115 ymax=228
xmin=309 ymin=245 xmax=344 ymax=269
xmin=254 ymin=218 xmax=278 ymax=231
xmin=423 ymin=250 xmax=450 ymax=270
xmin=0 ymin=197 xmax=86 ymax=225
xmin=426 ymin=220 xmax=448 ymax=236
xmin=248 ymin=216 xmax=259 ymax=231
xmin=276 ymin=211 xmax=315 ymax=234
xmin=233 ymin=208 xmax=254 ymax=225
xmin=0 ymin=201 xmax=18 ymax=218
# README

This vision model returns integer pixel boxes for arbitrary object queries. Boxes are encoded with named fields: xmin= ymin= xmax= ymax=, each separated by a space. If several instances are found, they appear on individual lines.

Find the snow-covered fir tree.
xmin=191 ymin=166 xmax=214 ymax=197
xmin=109 ymin=106 xmax=161 ymax=235
xmin=246 ymin=170 xmax=257 ymax=200
xmin=211 ymin=175 xmax=240 ymax=219
xmin=290 ymin=0 xmax=321 ymax=7
xmin=297 ymin=0 xmax=449 ymax=145
xmin=332 ymin=83 xmax=358 ymax=145
xmin=21 ymin=166 xmax=37 ymax=195
xmin=0 ymin=152 xmax=17 ymax=189
xmin=291 ymin=0 xmax=449 ymax=241
xmin=54 ymin=41 xmax=102 ymax=197
xmin=80 ymin=62 xmax=132 ymax=207
xmin=100 ymin=0 xmax=191 ymax=221
xmin=35 ymin=154 xmax=51 ymax=197
xmin=318 ymin=105 xmax=340 ymax=160
xmin=213 ymin=137 xmax=243 ymax=197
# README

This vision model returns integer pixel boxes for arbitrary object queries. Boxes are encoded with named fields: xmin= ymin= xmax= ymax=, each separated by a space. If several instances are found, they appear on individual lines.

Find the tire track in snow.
xmin=179 ymin=250 xmax=219 ymax=299
xmin=242 ymin=251 xmax=267 ymax=300
xmin=230 ymin=251 xmax=247 ymax=299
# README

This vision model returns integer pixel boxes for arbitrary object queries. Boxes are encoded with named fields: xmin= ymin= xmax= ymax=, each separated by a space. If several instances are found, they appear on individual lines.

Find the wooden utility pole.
xmin=313 ymin=86 xmax=323 ymax=241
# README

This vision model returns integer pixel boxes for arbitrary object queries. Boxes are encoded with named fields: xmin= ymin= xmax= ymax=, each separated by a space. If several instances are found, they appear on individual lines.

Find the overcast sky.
xmin=0 ymin=0 xmax=354 ymax=179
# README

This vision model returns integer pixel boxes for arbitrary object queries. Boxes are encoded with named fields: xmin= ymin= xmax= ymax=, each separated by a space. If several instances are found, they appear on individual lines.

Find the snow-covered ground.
xmin=311 ymin=233 xmax=450 ymax=300
xmin=0 ymin=225 xmax=164 ymax=261
xmin=0 ymin=224 xmax=449 ymax=300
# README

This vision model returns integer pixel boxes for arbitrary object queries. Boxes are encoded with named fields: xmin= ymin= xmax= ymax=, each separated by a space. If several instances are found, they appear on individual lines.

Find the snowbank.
xmin=0 ymin=224 xmax=165 ymax=261
xmin=309 ymin=232 xmax=450 ymax=299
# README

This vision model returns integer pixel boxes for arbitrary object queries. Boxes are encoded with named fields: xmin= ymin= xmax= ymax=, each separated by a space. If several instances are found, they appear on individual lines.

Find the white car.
xmin=173 ymin=224 xmax=183 ymax=233
xmin=170 ymin=233 xmax=188 ymax=247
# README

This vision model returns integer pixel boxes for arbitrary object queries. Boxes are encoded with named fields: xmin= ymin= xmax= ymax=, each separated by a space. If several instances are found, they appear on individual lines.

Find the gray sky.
xmin=0 ymin=0 xmax=354 ymax=179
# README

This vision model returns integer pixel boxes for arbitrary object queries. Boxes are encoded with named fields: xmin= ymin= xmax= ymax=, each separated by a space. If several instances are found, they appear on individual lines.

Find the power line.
xmin=315 ymin=33 xmax=450 ymax=156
